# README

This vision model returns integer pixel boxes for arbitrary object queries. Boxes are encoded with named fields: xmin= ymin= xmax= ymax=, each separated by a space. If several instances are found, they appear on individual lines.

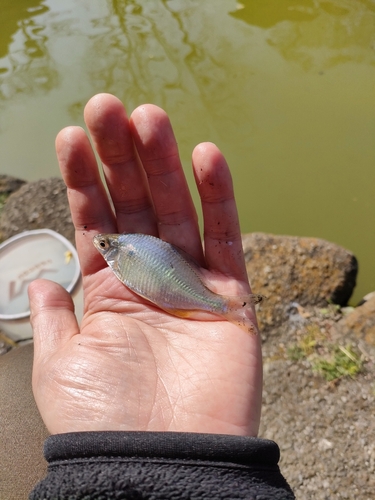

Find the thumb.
xmin=28 ymin=279 xmax=80 ymax=361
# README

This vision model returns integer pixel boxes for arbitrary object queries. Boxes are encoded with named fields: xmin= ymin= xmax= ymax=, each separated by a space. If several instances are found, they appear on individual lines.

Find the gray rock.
xmin=0 ymin=177 xmax=74 ymax=245
xmin=356 ymin=291 xmax=375 ymax=306
xmin=0 ymin=175 xmax=27 ymax=220
xmin=332 ymin=294 xmax=375 ymax=346
xmin=0 ymin=174 xmax=26 ymax=195
xmin=0 ymin=340 xmax=12 ymax=356
xmin=242 ymin=232 xmax=358 ymax=332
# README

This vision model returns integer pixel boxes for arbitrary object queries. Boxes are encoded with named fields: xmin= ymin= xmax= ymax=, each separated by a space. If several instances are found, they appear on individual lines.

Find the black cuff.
xmin=30 ymin=431 xmax=295 ymax=499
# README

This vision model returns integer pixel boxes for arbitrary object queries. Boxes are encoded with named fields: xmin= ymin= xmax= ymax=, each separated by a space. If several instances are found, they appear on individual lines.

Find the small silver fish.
xmin=93 ymin=233 xmax=263 ymax=334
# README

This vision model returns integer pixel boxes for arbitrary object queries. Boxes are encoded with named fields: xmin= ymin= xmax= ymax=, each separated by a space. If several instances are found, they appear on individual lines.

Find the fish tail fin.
xmin=224 ymin=293 xmax=265 ymax=335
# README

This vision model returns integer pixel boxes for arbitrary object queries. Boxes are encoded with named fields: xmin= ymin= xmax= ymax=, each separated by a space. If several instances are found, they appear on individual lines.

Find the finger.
xmin=130 ymin=104 xmax=204 ymax=264
xmin=83 ymin=94 xmax=157 ymax=235
xmin=192 ymin=143 xmax=249 ymax=284
xmin=29 ymin=279 xmax=79 ymax=362
xmin=56 ymin=126 xmax=115 ymax=275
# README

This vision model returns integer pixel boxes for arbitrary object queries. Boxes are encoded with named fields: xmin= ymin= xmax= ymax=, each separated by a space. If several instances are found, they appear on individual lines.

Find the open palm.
xmin=29 ymin=94 xmax=262 ymax=437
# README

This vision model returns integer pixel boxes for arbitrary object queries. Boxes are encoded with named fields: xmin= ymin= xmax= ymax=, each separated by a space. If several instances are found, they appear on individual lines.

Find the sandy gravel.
xmin=259 ymin=306 xmax=375 ymax=500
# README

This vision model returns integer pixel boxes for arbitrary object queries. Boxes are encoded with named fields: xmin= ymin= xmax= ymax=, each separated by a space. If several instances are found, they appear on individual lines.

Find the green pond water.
xmin=0 ymin=0 xmax=374 ymax=304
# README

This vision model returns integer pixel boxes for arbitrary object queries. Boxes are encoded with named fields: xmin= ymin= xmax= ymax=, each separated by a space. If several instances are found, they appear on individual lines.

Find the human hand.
xmin=29 ymin=93 xmax=262 ymax=437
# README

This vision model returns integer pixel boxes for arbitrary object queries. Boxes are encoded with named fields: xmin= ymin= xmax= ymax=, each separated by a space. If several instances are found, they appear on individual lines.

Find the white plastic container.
xmin=0 ymin=229 xmax=83 ymax=341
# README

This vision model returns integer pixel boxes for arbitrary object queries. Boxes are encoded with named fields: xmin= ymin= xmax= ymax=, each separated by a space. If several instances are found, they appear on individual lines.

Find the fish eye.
xmin=99 ymin=239 xmax=107 ymax=248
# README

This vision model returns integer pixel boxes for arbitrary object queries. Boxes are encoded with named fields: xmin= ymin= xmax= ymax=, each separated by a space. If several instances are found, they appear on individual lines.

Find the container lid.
xmin=0 ymin=229 xmax=80 ymax=319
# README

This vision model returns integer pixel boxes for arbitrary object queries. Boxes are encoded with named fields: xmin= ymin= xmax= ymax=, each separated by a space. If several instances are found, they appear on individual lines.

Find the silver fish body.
xmin=93 ymin=233 xmax=262 ymax=332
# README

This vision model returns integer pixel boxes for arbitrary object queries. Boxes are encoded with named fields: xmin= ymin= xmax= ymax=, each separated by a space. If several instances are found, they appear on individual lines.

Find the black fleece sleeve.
xmin=29 ymin=431 xmax=294 ymax=499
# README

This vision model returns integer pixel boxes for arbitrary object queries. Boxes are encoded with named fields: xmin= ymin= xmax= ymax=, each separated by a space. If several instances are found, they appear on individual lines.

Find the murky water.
xmin=0 ymin=0 xmax=374 ymax=303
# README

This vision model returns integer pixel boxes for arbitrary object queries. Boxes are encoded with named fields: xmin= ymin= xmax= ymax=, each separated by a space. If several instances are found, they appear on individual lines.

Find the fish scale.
xmin=112 ymin=234 xmax=226 ymax=312
xmin=93 ymin=232 xmax=263 ymax=334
